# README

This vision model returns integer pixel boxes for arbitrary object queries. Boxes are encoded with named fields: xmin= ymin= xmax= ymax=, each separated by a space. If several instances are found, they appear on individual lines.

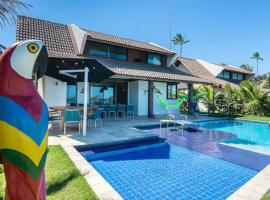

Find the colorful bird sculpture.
xmin=0 ymin=40 xmax=48 ymax=200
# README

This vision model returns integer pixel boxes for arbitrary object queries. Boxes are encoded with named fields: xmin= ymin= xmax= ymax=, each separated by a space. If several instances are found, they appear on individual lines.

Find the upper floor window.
xmin=148 ymin=53 xmax=162 ymax=65
xmin=218 ymin=71 xmax=230 ymax=79
xmin=237 ymin=73 xmax=243 ymax=81
xmin=232 ymin=72 xmax=244 ymax=81
xmin=90 ymin=42 xmax=127 ymax=60
xmin=109 ymin=45 xmax=127 ymax=60
xmin=232 ymin=73 xmax=238 ymax=80
xmin=167 ymin=83 xmax=177 ymax=100
xmin=90 ymin=42 xmax=108 ymax=57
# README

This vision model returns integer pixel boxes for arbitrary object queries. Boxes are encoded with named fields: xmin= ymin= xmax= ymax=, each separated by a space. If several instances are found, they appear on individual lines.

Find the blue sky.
xmin=1 ymin=0 xmax=270 ymax=74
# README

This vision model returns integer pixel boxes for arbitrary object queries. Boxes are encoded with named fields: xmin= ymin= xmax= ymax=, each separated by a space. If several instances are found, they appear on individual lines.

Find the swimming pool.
xmin=81 ymin=142 xmax=257 ymax=200
xmin=196 ymin=119 xmax=270 ymax=153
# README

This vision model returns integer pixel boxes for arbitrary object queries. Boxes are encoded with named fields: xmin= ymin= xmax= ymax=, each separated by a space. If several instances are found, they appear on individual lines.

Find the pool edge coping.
xmin=228 ymin=164 xmax=270 ymax=200
xmin=61 ymin=143 xmax=123 ymax=200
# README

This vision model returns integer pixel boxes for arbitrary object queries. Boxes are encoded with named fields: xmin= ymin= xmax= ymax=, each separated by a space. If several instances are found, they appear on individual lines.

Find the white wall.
xmin=128 ymin=80 xmax=148 ymax=116
xmin=138 ymin=80 xmax=148 ymax=116
xmin=153 ymin=82 xmax=177 ymax=115
xmin=43 ymin=76 xmax=67 ymax=107
xmin=178 ymin=82 xmax=187 ymax=90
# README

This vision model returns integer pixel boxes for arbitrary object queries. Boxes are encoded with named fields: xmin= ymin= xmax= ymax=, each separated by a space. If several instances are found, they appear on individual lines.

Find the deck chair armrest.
xmin=180 ymin=115 xmax=188 ymax=120
xmin=167 ymin=115 xmax=175 ymax=120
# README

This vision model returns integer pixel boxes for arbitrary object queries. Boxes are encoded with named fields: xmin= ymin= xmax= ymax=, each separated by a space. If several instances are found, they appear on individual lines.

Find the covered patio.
xmin=44 ymin=54 xmax=213 ymax=137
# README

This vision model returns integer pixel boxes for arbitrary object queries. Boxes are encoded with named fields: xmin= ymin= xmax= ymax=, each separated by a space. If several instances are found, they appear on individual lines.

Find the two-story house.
xmin=174 ymin=57 xmax=254 ymax=88
xmin=16 ymin=16 xmax=211 ymax=117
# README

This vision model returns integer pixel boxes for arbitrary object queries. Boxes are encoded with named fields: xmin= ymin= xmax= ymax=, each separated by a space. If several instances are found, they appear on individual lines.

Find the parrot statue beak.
xmin=32 ymin=45 xmax=48 ymax=79
xmin=10 ymin=40 xmax=48 ymax=80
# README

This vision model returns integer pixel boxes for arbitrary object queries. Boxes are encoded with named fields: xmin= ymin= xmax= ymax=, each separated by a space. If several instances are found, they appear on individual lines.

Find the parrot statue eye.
xmin=27 ymin=43 xmax=39 ymax=53
xmin=10 ymin=40 xmax=47 ymax=80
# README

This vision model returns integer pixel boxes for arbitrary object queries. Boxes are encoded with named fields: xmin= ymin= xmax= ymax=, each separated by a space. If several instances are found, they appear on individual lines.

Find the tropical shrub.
xmin=214 ymin=93 xmax=228 ymax=113
xmin=214 ymin=91 xmax=244 ymax=115
xmin=239 ymin=80 xmax=270 ymax=115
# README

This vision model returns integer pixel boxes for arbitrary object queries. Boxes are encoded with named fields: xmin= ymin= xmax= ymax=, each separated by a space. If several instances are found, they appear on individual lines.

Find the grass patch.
xmin=208 ymin=113 xmax=270 ymax=122
xmin=0 ymin=165 xmax=4 ymax=200
xmin=0 ymin=146 xmax=98 ymax=200
xmin=262 ymin=189 xmax=270 ymax=200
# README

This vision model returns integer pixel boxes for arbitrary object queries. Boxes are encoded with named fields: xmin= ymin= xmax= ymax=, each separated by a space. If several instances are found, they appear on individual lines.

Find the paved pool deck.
xmin=48 ymin=115 xmax=211 ymax=146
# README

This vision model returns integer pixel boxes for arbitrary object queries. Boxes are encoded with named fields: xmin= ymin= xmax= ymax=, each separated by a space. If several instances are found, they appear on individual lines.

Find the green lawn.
xmin=0 ymin=146 xmax=98 ymax=200
xmin=208 ymin=113 xmax=270 ymax=122
xmin=262 ymin=190 xmax=270 ymax=200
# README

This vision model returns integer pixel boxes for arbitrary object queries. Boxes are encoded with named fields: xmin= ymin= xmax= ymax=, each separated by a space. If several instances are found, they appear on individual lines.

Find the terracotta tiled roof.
xmin=16 ymin=16 xmax=75 ymax=54
xmin=222 ymin=64 xmax=254 ymax=75
xmin=94 ymin=57 xmax=212 ymax=84
xmin=85 ymin=29 xmax=175 ymax=55
xmin=176 ymin=57 xmax=239 ymax=87
xmin=16 ymin=16 xmax=175 ymax=56
xmin=47 ymin=51 xmax=89 ymax=59
xmin=178 ymin=57 xmax=213 ymax=78
xmin=16 ymin=16 xmax=210 ymax=84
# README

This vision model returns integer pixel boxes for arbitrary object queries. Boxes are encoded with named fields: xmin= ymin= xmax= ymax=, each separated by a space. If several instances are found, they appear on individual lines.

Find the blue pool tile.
xmin=144 ymin=125 xmax=270 ymax=171
xmin=86 ymin=143 xmax=257 ymax=200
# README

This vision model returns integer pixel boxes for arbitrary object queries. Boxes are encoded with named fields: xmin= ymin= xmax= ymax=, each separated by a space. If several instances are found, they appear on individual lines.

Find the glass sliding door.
xmin=67 ymin=84 xmax=77 ymax=105
xmin=89 ymin=84 xmax=114 ymax=105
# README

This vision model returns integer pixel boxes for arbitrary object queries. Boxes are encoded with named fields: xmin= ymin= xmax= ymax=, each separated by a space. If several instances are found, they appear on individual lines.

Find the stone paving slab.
xmin=228 ymin=164 xmax=270 ymax=200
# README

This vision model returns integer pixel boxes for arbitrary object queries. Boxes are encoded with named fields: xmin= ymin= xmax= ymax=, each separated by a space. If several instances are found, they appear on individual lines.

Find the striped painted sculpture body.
xmin=0 ymin=40 xmax=48 ymax=200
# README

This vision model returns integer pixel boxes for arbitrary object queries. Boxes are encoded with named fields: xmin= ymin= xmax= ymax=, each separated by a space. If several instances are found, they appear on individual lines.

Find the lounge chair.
xmin=63 ymin=109 xmax=81 ymax=135
xmin=190 ymin=102 xmax=207 ymax=116
xmin=88 ymin=108 xmax=104 ymax=128
xmin=99 ymin=105 xmax=109 ymax=118
xmin=48 ymin=108 xmax=61 ymax=128
xmin=107 ymin=105 xmax=117 ymax=118
xmin=116 ymin=104 xmax=126 ymax=117
xmin=167 ymin=107 xmax=196 ymax=130
xmin=126 ymin=105 xmax=135 ymax=118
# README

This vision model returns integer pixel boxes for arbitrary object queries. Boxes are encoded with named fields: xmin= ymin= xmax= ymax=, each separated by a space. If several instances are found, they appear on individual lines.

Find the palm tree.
xmin=240 ymin=64 xmax=253 ymax=72
xmin=251 ymin=52 xmax=263 ymax=75
xmin=0 ymin=44 xmax=6 ymax=54
xmin=198 ymin=85 xmax=216 ymax=103
xmin=0 ymin=0 xmax=31 ymax=29
xmin=172 ymin=33 xmax=190 ymax=57
xmin=239 ymin=80 xmax=268 ymax=115
xmin=197 ymin=85 xmax=219 ymax=113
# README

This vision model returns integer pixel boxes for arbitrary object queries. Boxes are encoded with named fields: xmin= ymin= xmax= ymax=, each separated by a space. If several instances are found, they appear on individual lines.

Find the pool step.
xmin=75 ymin=135 xmax=163 ymax=152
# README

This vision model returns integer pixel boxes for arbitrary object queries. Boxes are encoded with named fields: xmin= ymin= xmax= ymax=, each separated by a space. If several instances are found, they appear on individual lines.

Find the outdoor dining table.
xmin=51 ymin=106 xmax=94 ymax=131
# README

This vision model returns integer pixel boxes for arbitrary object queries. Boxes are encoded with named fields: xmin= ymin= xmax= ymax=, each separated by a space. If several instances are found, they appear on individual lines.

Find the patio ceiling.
xmin=46 ymin=57 xmax=115 ymax=82
xmin=46 ymin=56 xmax=213 ymax=85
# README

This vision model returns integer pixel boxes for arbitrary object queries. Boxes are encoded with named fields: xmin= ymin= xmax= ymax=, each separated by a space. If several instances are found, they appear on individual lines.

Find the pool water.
xmin=196 ymin=120 xmax=270 ymax=148
xmin=82 ymin=143 xmax=257 ymax=200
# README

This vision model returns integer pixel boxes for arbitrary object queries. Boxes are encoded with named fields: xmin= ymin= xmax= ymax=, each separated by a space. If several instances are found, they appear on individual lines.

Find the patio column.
xmin=187 ymin=83 xmax=193 ymax=115
xmin=148 ymin=81 xmax=154 ymax=118
xmin=83 ymin=67 xmax=89 ymax=136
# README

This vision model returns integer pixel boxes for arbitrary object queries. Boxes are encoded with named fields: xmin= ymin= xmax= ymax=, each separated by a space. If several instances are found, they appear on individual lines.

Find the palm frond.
xmin=0 ymin=0 xmax=31 ymax=28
